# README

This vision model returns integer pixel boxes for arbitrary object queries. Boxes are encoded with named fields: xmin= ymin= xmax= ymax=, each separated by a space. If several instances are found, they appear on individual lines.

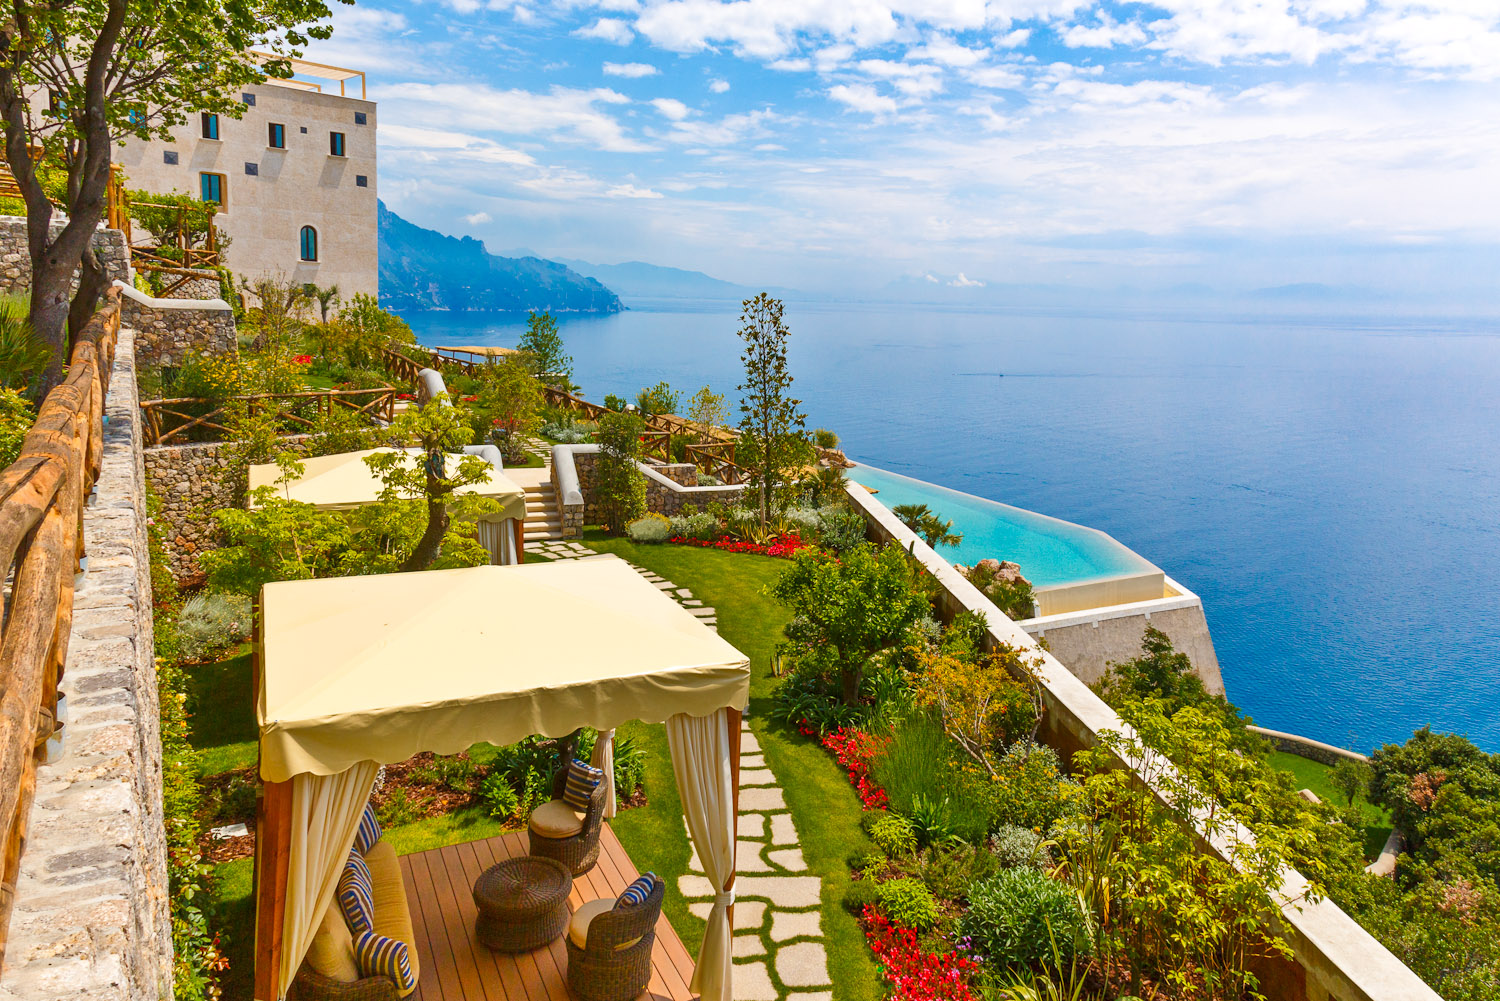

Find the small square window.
xmin=354 ymin=111 xmax=367 ymax=125
xmin=355 ymin=175 xmax=368 ymax=187
xmin=330 ymin=132 xmax=346 ymax=157
xmin=244 ymin=162 xmax=258 ymax=176
xmin=163 ymin=151 xmax=179 ymax=166
xmin=300 ymin=126 xmax=308 ymax=134
xmin=242 ymin=92 xmax=256 ymax=106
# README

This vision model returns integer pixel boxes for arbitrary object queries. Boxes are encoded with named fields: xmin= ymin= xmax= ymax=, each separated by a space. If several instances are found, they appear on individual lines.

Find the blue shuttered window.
xmin=300 ymin=226 xmax=318 ymax=262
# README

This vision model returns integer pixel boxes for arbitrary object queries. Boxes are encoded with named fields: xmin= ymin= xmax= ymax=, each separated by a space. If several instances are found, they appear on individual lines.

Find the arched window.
xmin=299 ymin=226 xmax=318 ymax=262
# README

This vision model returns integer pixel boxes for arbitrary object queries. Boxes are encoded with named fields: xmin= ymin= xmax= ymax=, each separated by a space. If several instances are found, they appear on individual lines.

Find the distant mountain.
xmin=1248 ymin=282 xmax=1380 ymax=301
xmin=378 ymin=203 xmax=623 ymax=313
xmin=556 ymin=258 xmax=746 ymax=299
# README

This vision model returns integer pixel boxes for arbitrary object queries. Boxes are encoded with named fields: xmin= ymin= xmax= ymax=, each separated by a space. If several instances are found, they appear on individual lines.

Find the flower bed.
xmin=863 ymin=907 xmax=979 ymax=1001
xmin=823 ymin=726 xmax=889 ymax=810
xmin=668 ymin=533 xmax=810 ymax=559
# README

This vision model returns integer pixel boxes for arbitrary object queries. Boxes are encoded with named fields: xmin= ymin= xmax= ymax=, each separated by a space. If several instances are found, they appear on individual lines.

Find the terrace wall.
xmin=115 ymin=281 xmax=237 ymax=369
xmin=0 ymin=218 xmax=129 ymax=296
xmin=1 ymin=326 xmax=172 ymax=1001
xmin=553 ymin=445 xmax=745 ymax=529
xmin=843 ymin=481 xmax=1440 ymax=1001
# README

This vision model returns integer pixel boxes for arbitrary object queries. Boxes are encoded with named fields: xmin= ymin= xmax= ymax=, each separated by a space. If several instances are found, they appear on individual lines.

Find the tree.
xmin=517 ymin=310 xmax=572 ymax=387
xmin=912 ymin=641 xmax=1043 ymax=776
xmin=892 ymin=502 xmax=963 ymax=549
xmin=0 ymin=0 xmax=346 ymax=390
xmin=476 ymin=355 xmax=543 ymax=464
xmin=635 ymin=380 xmax=679 ymax=417
xmin=595 ymin=411 xmax=646 ymax=534
xmin=1330 ymin=759 xmax=1375 ymax=808
xmin=364 ymin=395 xmax=494 ymax=572
xmin=686 ymin=385 xmax=728 ymax=434
xmin=736 ymin=294 xmax=808 ymax=526
xmin=771 ymin=543 xmax=930 ymax=705
xmin=310 ymin=283 xmax=341 ymax=324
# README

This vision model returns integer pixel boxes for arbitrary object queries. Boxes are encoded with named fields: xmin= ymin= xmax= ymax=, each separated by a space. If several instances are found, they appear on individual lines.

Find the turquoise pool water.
xmin=845 ymin=464 xmax=1160 ymax=588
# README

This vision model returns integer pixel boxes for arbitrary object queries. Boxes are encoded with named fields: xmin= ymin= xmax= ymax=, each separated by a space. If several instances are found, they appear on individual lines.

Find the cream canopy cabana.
xmin=247 ymin=446 xmax=528 ymax=564
xmin=252 ymin=557 xmax=751 ymax=1001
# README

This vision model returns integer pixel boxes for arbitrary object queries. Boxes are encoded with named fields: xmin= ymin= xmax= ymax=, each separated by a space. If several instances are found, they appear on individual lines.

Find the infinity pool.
xmin=846 ymin=463 xmax=1161 ymax=589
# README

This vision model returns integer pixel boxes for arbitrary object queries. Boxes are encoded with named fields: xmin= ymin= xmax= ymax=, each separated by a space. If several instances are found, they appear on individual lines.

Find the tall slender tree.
xmin=0 ymin=0 xmax=346 ymax=389
xmin=736 ymin=293 xmax=807 ymax=526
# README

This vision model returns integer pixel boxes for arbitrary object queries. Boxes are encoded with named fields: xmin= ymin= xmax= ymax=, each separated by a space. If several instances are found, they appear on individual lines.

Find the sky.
xmin=299 ymin=0 xmax=1500 ymax=300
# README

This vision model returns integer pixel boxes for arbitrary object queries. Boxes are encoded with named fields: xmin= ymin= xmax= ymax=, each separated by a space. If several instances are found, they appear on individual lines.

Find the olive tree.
xmin=0 ymin=0 xmax=346 ymax=389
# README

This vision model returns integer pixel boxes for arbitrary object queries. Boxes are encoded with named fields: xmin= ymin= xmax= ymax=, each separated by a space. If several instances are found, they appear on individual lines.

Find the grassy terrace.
xmin=1266 ymin=750 xmax=1394 ymax=860
xmin=193 ymin=531 xmax=877 ymax=1001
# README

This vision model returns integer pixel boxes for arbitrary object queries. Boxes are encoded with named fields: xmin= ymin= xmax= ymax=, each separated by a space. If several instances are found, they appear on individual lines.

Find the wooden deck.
xmin=398 ymin=825 xmax=699 ymax=1001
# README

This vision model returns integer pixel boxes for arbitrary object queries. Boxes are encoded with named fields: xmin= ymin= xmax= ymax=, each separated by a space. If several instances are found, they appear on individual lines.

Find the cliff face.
xmin=377 ymin=202 xmax=623 ymax=313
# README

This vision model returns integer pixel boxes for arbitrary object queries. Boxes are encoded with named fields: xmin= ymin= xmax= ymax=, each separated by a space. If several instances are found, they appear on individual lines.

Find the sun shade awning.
xmin=256 ymin=557 xmax=751 ymax=782
xmin=247 ymin=447 xmax=526 ymax=524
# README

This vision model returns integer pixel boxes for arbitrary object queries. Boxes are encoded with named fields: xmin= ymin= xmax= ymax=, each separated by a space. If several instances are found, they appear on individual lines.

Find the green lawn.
xmin=1266 ymin=750 xmax=1393 ymax=859
xmin=583 ymin=531 xmax=880 ymax=1001
xmin=186 ymin=646 xmax=257 ymax=775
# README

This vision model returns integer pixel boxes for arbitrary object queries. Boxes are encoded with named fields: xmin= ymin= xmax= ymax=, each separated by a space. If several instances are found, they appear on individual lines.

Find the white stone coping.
xmin=1248 ymin=725 xmax=1369 ymax=764
xmin=552 ymin=444 xmax=585 ymax=507
xmin=552 ymin=443 xmax=747 ymax=503
xmin=1020 ymin=574 xmax=1205 ymax=632
xmin=111 ymin=278 xmax=231 ymax=312
xmin=842 ymin=480 xmax=1440 ymax=1001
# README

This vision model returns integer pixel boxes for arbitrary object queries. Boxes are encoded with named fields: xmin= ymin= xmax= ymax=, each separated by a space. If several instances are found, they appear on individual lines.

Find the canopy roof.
xmin=248 ymin=448 xmax=526 ymax=524
xmin=257 ymin=557 xmax=751 ymax=782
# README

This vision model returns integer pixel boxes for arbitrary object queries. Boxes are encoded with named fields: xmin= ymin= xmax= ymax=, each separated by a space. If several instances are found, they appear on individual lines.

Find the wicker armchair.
xmin=566 ymin=878 xmax=665 ymax=1001
xmin=528 ymin=770 xmax=606 ymax=876
xmin=289 ymin=965 xmax=398 ymax=1001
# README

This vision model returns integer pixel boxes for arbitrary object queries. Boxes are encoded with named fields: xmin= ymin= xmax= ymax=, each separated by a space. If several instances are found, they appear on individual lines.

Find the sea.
xmin=400 ymin=298 xmax=1500 ymax=754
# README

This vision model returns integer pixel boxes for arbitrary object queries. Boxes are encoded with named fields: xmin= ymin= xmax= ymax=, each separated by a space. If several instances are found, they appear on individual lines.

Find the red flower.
xmin=822 ymin=727 xmax=889 ymax=810
xmin=462 ymin=395 xmax=478 ymax=402
xmin=293 ymin=354 xmax=313 ymax=364
xmin=665 ymin=533 xmax=809 ymax=560
xmin=861 ymin=908 xmax=979 ymax=1001
xmin=396 ymin=393 xmax=414 ymax=400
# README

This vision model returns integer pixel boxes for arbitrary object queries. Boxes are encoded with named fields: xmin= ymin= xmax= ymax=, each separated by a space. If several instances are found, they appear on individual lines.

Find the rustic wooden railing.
xmin=640 ymin=431 xmax=671 ymax=463
xmin=684 ymin=442 xmax=749 ymax=485
xmin=541 ymin=385 xmax=611 ymax=422
xmin=139 ymin=386 xmax=395 ymax=446
xmin=0 ymin=149 xmax=126 ymax=233
xmin=0 ymin=292 xmax=121 ymax=962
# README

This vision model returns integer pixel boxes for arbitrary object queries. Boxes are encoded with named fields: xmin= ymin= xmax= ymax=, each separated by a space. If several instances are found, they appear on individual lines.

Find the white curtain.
xmin=278 ymin=761 xmax=382 ymax=998
xmin=591 ymin=728 xmax=617 ymax=818
xmin=666 ymin=710 xmax=735 ymax=1001
xmin=476 ymin=518 xmax=519 ymax=565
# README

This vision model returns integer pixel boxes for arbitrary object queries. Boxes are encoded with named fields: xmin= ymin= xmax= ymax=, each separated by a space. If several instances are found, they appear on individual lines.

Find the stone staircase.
xmin=523 ymin=482 xmax=564 ymax=541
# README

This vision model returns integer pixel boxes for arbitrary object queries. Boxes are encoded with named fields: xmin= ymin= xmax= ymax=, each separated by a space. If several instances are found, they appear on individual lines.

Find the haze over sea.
xmin=402 ymin=299 xmax=1500 ymax=753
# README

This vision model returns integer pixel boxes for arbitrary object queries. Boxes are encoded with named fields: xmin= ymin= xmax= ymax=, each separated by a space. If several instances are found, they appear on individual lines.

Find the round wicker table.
xmin=472 ymin=855 xmax=574 ymax=952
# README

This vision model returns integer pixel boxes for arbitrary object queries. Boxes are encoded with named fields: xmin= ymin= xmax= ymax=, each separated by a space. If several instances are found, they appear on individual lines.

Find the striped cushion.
xmin=354 ymin=802 xmax=382 ymax=855
xmin=338 ymin=851 xmax=374 ymax=936
xmin=616 ymin=872 xmax=657 ymax=908
xmin=563 ymin=758 xmax=603 ymax=812
xmin=353 ymin=930 xmax=416 ymax=993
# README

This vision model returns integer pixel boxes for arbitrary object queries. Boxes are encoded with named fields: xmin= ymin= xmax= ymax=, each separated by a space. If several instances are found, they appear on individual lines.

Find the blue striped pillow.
xmin=354 ymin=802 xmax=381 ymax=854
xmin=563 ymin=758 xmax=603 ymax=812
xmin=337 ymin=851 xmax=374 ymax=935
xmin=354 ymin=930 xmax=416 ymax=993
xmin=616 ymin=871 xmax=657 ymax=908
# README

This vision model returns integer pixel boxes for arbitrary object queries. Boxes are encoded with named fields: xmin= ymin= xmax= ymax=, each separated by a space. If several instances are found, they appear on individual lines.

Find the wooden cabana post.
xmin=253 ymin=780 xmax=292 ymax=1001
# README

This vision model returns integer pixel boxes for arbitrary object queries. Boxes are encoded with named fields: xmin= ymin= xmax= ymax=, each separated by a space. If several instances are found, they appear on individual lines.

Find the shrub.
xmin=920 ymin=842 xmax=1002 ymax=901
xmin=873 ymin=715 xmax=993 ymax=843
xmin=870 ymin=813 xmax=918 ymax=857
xmin=411 ymin=754 xmax=477 ymax=791
xmin=635 ymin=380 xmax=680 ymax=416
xmin=596 ymin=411 xmax=647 ymax=533
xmin=0 ymin=388 xmax=34 ymax=468
xmin=626 ymin=513 xmax=671 ymax=543
xmin=813 ymin=427 xmax=839 ymax=449
xmin=603 ymin=393 xmax=627 ymax=412
xmin=961 ymin=868 xmax=1089 ymax=968
xmin=843 ymin=878 xmax=878 ymax=914
xmin=668 ymin=511 xmax=719 ymax=541
xmin=818 ymin=508 xmax=869 ymax=553
xmin=984 ymin=741 xmax=1077 ymax=833
xmin=176 ymin=593 xmax=252 ymax=662
xmin=612 ymin=733 xmax=647 ymax=795
xmin=990 ymin=824 xmax=1049 ymax=869
xmin=541 ymin=420 xmax=592 ymax=444
xmin=0 ymin=297 xmax=49 ymax=394
xmin=377 ymin=787 xmax=425 ymax=827
xmin=480 ymin=772 xmax=520 ymax=820
xmin=875 ymin=877 xmax=940 ymax=931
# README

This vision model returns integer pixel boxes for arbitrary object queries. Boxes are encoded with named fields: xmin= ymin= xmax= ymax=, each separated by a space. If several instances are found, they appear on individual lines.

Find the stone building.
xmin=116 ymin=56 xmax=377 ymax=298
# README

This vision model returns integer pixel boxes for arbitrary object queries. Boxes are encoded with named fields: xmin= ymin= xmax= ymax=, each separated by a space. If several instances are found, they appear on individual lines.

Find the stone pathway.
xmin=524 ymin=539 xmax=829 ymax=1001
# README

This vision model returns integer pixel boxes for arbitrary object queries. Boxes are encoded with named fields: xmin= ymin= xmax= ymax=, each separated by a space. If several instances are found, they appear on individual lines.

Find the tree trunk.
xmin=68 ymin=243 xmax=108 ymax=345
xmin=402 ymin=497 xmax=448 ymax=572
xmin=840 ymin=662 xmax=862 ymax=706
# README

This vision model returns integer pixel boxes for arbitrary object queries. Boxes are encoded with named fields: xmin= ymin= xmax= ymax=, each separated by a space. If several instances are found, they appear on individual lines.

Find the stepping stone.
xmin=690 ymin=900 xmax=766 ymax=929
xmin=790 ymin=994 xmax=832 ymax=1001
xmin=732 ymin=936 xmax=765 ymax=958
xmin=677 ymin=588 xmax=693 ymax=598
xmin=768 ymin=848 xmax=807 ymax=871
xmin=654 ymin=582 xmax=676 ymax=590
xmin=679 ymin=874 xmax=716 ymax=898
xmin=732 ymin=961 xmax=777 ymax=1001
xmin=682 ymin=599 xmax=703 ymax=607
xmin=771 ymin=911 xmax=822 ymax=942
xmin=688 ymin=607 xmax=715 ymax=617
xmin=738 ymin=787 xmax=784 ymax=811
xmin=691 ymin=842 xmax=772 ymax=873
xmin=770 ymin=814 xmax=797 ymax=845
xmin=741 ymin=754 xmax=765 ymax=768
xmin=738 ymin=814 xmax=766 ymax=838
xmin=740 ymin=769 xmax=776 ymax=786
xmin=730 ymin=875 xmax=821 ymax=908
xmin=776 ymin=942 xmax=830 ymax=987
xmin=742 ymin=733 xmax=761 ymax=753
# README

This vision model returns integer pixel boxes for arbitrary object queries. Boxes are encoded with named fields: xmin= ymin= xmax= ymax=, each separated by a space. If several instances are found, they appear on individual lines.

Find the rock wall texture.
xmin=122 ymin=295 xmax=237 ymax=370
xmin=1249 ymin=726 xmax=1368 ymax=764
xmin=153 ymin=269 xmax=223 ymax=301
xmin=1024 ymin=604 xmax=1226 ymax=694
xmin=571 ymin=449 xmax=745 ymax=522
xmin=1 ymin=327 xmax=172 ymax=1001
xmin=0 ymin=217 xmax=129 ymax=296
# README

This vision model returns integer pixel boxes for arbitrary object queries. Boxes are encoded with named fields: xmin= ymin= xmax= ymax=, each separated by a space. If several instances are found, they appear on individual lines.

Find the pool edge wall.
xmin=844 ymin=479 xmax=1442 ymax=1001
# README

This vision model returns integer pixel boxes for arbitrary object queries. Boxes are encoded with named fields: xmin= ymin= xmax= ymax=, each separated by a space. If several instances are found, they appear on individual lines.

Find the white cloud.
xmin=709 ymin=78 xmax=731 ymax=92
xmin=604 ymin=61 xmax=659 ymax=77
xmin=665 ymin=108 xmax=778 ymax=145
xmin=606 ymin=183 xmax=664 ymax=198
xmin=949 ymin=272 xmax=984 ymax=286
xmin=651 ymin=97 xmax=693 ymax=119
xmin=964 ymin=63 xmax=1025 ymax=89
xmin=855 ymin=59 xmax=945 ymax=97
xmin=828 ymin=82 xmax=899 ymax=114
xmin=1062 ymin=14 xmax=1148 ymax=48
xmin=768 ymin=57 xmax=812 ymax=71
xmin=378 ymin=83 xmax=654 ymax=152
xmin=906 ymin=35 xmax=988 ymax=66
xmin=574 ymin=18 xmax=634 ymax=44
xmin=464 ymin=211 xmax=492 ymax=224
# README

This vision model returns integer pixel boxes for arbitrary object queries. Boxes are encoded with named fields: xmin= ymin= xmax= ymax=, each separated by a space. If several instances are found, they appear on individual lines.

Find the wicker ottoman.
xmin=473 ymin=855 xmax=573 ymax=953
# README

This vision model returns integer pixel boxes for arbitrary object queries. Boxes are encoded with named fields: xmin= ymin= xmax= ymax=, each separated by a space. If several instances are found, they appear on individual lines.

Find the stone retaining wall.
xmin=143 ymin=441 xmax=242 ymax=581
xmin=563 ymin=446 xmax=745 ymax=523
xmin=1 ymin=326 xmax=172 ymax=1001
xmin=1249 ymin=726 xmax=1368 ymax=765
xmin=116 ymin=283 xmax=237 ymax=370
xmin=1024 ymin=601 xmax=1226 ymax=694
xmin=0 ymin=217 xmax=129 ymax=296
